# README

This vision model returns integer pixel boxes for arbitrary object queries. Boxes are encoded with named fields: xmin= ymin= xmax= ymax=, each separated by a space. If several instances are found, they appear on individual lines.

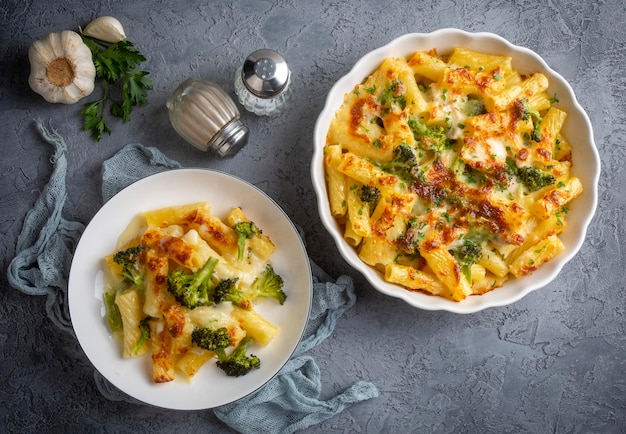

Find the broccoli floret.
xmin=397 ymin=218 xmax=424 ymax=254
xmin=507 ymin=159 xmax=555 ymax=192
xmin=375 ymin=143 xmax=419 ymax=186
xmin=213 ymin=265 xmax=286 ymax=309
xmin=167 ymin=257 xmax=219 ymax=309
xmin=113 ymin=245 xmax=146 ymax=290
xmin=191 ymin=326 xmax=233 ymax=360
xmin=450 ymin=239 xmax=483 ymax=283
xmin=518 ymin=166 xmax=556 ymax=192
xmin=248 ymin=264 xmax=286 ymax=306
xmin=213 ymin=277 xmax=247 ymax=307
xmin=464 ymin=98 xmax=487 ymax=117
xmin=388 ymin=143 xmax=417 ymax=166
xmin=216 ymin=336 xmax=261 ymax=377
xmin=408 ymin=117 xmax=452 ymax=154
xmin=360 ymin=185 xmax=380 ymax=208
xmin=515 ymin=99 xmax=542 ymax=142
xmin=133 ymin=317 xmax=151 ymax=355
xmin=192 ymin=329 xmax=260 ymax=377
xmin=104 ymin=290 xmax=123 ymax=333
xmin=233 ymin=221 xmax=261 ymax=262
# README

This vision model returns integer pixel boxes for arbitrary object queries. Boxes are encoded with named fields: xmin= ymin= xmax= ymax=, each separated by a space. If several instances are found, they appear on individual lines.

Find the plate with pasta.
xmin=68 ymin=168 xmax=312 ymax=409
xmin=311 ymin=29 xmax=600 ymax=313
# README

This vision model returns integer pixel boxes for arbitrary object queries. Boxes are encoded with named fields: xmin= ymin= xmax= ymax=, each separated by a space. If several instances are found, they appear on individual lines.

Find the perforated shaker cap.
xmin=241 ymin=49 xmax=290 ymax=98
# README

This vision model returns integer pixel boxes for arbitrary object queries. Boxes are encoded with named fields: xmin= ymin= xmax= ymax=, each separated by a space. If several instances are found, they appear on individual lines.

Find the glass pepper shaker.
xmin=167 ymin=78 xmax=249 ymax=158
xmin=234 ymin=49 xmax=292 ymax=116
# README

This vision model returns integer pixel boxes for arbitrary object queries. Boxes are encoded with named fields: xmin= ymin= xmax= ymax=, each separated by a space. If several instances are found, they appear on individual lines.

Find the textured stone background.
xmin=1 ymin=0 xmax=625 ymax=433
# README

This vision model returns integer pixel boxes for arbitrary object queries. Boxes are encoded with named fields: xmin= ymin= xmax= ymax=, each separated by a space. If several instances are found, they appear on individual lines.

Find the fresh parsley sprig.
xmin=79 ymin=35 xmax=153 ymax=141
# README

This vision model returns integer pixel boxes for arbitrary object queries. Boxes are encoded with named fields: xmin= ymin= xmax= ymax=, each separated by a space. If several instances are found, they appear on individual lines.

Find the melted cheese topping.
xmin=103 ymin=202 xmax=284 ymax=382
xmin=325 ymin=47 xmax=582 ymax=301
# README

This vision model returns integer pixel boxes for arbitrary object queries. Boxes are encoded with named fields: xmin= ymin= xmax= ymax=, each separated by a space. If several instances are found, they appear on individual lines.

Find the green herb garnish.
xmin=79 ymin=36 xmax=153 ymax=141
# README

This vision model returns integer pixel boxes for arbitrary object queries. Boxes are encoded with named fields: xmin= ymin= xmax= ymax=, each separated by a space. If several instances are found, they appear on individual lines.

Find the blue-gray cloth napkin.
xmin=7 ymin=121 xmax=378 ymax=434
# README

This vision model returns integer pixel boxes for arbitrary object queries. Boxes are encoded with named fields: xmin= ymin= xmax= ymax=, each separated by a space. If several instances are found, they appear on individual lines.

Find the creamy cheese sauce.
xmin=324 ymin=48 xmax=582 ymax=300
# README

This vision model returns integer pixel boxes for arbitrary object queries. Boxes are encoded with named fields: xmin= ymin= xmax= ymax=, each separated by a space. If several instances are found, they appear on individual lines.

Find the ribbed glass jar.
xmin=167 ymin=78 xmax=249 ymax=158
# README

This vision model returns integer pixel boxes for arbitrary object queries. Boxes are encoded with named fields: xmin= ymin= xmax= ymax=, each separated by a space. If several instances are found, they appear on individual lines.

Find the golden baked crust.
xmin=324 ymin=48 xmax=582 ymax=301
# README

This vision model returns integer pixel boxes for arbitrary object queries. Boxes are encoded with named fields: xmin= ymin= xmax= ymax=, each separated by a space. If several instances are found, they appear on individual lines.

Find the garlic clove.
xmin=72 ymin=74 xmax=97 ymax=95
xmin=64 ymin=83 xmax=89 ymax=104
xmin=82 ymin=16 xmax=126 ymax=43
xmin=28 ymin=30 xmax=96 ymax=104
xmin=29 ymin=38 xmax=55 ymax=64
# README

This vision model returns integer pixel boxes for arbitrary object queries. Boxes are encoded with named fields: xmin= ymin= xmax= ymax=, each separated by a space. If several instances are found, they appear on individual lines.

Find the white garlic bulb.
xmin=28 ymin=30 xmax=96 ymax=104
xmin=82 ymin=16 xmax=126 ymax=43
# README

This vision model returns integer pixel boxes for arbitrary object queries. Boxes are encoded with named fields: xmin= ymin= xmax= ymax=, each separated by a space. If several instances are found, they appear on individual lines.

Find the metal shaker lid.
xmin=208 ymin=118 xmax=249 ymax=158
xmin=241 ymin=49 xmax=290 ymax=98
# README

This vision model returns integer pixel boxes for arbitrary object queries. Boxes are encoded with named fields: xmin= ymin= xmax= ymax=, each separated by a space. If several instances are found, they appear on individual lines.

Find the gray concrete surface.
xmin=1 ymin=0 xmax=625 ymax=432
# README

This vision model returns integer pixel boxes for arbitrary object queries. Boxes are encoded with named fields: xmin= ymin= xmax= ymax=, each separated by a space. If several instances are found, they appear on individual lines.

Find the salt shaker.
xmin=234 ymin=49 xmax=292 ymax=116
xmin=167 ymin=78 xmax=249 ymax=158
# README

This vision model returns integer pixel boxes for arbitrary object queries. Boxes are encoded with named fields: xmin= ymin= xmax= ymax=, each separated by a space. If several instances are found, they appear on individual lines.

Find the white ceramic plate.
xmin=69 ymin=168 xmax=312 ymax=409
xmin=311 ymin=29 xmax=600 ymax=313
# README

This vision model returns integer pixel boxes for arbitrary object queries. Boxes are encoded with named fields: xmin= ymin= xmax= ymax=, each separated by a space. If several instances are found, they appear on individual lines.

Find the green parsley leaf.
xmin=78 ymin=97 xmax=111 ymax=141
xmin=80 ymin=35 xmax=153 ymax=141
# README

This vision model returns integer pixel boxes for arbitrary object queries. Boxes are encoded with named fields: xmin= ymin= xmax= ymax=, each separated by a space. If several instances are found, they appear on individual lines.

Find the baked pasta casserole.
xmin=324 ymin=47 xmax=582 ymax=301
xmin=103 ymin=202 xmax=285 ymax=382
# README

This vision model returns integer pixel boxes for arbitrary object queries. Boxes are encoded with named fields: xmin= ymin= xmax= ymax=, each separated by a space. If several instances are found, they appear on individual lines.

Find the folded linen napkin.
xmin=7 ymin=121 xmax=378 ymax=433
xmin=7 ymin=121 xmax=84 ymax=335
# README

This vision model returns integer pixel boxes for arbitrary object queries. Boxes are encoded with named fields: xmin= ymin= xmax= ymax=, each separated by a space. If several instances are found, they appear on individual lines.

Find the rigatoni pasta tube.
xmin=322 ymin=46 xmax=584 ymax=302
xmin=115 ymin=288 xmax=149 ymax=358
xmin=385 ymin=263 xmax=446 ymax=295
xmin=324 ymin=145 xmax=348 ymax=218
